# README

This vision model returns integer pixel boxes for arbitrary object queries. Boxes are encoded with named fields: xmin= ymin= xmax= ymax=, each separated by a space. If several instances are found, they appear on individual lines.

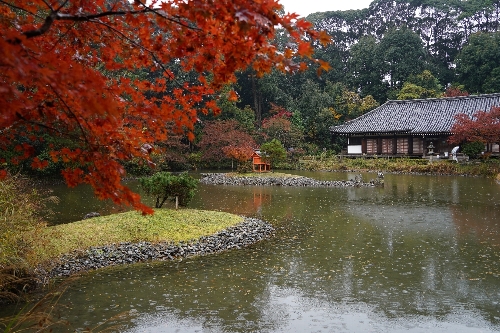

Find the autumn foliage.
xmin=449 ymin=106 xmax=500 ymax=145
xmin=443 ymin=86 xmax=469 ymax=97
xmin=0 ymin=0 xmax=330 ymax=213
xmin=198 ymin=120 xmax=257 ymax=163
xmin=261 ymin=103 xmax=301 ymax=149
xmin=222 ymin=145 xmax=255 ymax=163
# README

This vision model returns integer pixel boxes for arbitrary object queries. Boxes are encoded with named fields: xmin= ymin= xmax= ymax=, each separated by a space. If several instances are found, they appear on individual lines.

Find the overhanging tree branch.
xmin=93 ymin=19 xmax=200 ymax=95
xmin=21 ymin=5 xmax=198 ymax=39
xmin=0 ymin=0 xmax=44 ymax=20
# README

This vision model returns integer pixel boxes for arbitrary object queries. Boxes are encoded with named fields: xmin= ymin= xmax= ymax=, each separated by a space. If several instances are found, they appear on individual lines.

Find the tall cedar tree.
xmin=0 ymin=0 xmax=331 ymax=213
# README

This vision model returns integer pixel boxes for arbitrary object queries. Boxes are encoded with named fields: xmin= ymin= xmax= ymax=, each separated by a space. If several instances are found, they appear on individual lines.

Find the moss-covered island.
xmin=34 ymin=209 xmax=240 ymax=264
xmin=29 ymin=209 xmax=274 ymax=281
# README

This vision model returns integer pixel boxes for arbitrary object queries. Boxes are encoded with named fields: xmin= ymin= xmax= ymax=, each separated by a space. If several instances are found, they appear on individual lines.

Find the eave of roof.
xmin=330 ymin=93 xmax=500 ymax=135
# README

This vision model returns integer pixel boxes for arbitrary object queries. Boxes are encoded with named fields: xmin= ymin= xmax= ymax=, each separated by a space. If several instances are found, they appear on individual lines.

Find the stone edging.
xmin=35 ymin=217 xmax=274 ymax=284
xmin=200 ymin=173 xmax=383 ymax=187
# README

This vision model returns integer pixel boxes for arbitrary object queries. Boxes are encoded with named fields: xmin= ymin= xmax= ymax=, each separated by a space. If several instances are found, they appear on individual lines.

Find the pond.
xmin=2 ymin=171 xmax=500 ymax=332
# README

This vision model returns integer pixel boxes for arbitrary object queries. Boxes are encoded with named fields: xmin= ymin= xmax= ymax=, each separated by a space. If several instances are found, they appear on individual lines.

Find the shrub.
xmin=123 ymin=157 xmax=155 ymax=176
xmin=140 ymin=172 xmax=198 ymax=208
xmin=0 ymin=174 xmax=57 ymax=302
xmin=462 ymin=141 xmax=485 ymax=159
xmin=0 ymin=174 xmax=56 ymax=266
xmin=236 ymin=161 xmax=253 ymax=173
xmin=260 ymin=139 xmax=287 ymax=167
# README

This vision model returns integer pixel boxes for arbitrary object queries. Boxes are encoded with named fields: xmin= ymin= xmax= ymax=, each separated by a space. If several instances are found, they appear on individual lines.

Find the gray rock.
xmin=38 ymin=218 xmax=275 ymax=281
xmin=82 ymin=212 xmax=100 ymax=220
xmin=200 ymin=173 xmax=381 ymax=188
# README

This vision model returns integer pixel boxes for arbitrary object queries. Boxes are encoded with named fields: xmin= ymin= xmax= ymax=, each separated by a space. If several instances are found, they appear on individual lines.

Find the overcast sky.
xmin=278 ymin=0 xmax=373 ymax=17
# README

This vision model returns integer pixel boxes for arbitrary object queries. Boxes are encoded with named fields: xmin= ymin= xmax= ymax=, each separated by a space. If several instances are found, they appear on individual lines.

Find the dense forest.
xmin=188 ymin=0 xmax=500 ymax=168
xmin=243 ymin=0 xmax=500 ymax=117
xmin=308 ymin=0 xmax=500 ymax=98
xmin=3 ymin=0 xmax=500 ymax=175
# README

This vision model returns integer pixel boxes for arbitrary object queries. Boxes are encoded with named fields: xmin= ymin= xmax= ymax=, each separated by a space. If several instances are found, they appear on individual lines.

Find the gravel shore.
xmin=200 ymin=173 xmax=384 ymax=187
xmin=36 ymin=217 xmax=274 ymax=283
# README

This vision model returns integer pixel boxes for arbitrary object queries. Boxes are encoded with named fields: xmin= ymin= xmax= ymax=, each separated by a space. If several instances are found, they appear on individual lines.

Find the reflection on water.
xmin=2 ymin=172 xmax=499 ymax=332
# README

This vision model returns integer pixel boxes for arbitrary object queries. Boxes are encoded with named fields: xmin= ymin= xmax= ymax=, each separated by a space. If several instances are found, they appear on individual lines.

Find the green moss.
xmin=30 ymin=209 xmax=243 ymax=265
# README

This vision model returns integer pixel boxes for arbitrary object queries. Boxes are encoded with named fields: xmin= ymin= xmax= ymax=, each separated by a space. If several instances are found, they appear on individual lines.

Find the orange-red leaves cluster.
xmin=295 ymin=19 xmax=313 ymax=30
xmin=61 ymin=168 xmax=85 ymax=188
xmin=449 ymin=106 xmax=500 ymax=145
xmin=14 ymin=143 xmax=35 ymax=159
xmin=444 ymin=86 xmax=470 ymax=97
xmin=31 ymin=157 xmax=49 ymax=170
xmin=317 ymin=60 xmax=332 ymax=75
xmin=222 ymin=145 xmax=255 ymax=162
xmin=228 ymin=90 xmax=239 ymax=102
xmin=298 ymin=41 xmax=314 ymax=58
xmin=198 ymin=120 xmax=257 ymax=163
xmin=0 ymin=0 xmax=329 ymax=213
xmin=319 ymin=30 xmax=333 ymax=46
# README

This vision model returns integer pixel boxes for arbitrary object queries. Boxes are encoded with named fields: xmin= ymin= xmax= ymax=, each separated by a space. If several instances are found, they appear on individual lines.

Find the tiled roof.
xmin=330 ymin=94 xmax=500 ymax=135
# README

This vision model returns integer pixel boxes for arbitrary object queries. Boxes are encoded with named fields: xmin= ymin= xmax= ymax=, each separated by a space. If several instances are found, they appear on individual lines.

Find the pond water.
xmin=2 ymin=171 xmax=500 ymax=332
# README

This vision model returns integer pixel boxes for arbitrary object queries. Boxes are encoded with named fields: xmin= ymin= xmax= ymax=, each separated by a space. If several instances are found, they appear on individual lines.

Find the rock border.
xmin=36 ymin=217 xmax=274 ymax=283
xmin=200 ymin=173 xmax=383 ymax=187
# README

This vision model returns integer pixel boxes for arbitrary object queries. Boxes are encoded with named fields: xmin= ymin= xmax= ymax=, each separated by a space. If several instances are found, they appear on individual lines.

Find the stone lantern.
xmin=427 ymin=141 xmax=435 ymax=156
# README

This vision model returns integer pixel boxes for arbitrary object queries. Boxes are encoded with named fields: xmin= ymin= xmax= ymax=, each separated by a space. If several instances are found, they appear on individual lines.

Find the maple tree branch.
xmin=21 ymin=8 xmax=149 ymax=38
xmin=55 ymin=0 xmax=70 ymax=12
xmin=91 ymin=20 xmax=181 ymax=88
xmin=133 ymin=0 xmax=197 ymax=30
xmin=0 ymin=0 xmax=44 ymax=20
xmin=21 ymin=5 xmax=198 ymax=39
xmin=23 ymin=11 xmax=57 ymax=38
xmin=40 ymin=0 xmax=54 ymax=11
xmin=49 ymin=86 xmax=91 ymax=146
xmin=15 ymin=111 xmax=67 ymax=138
xmin=14 ymin=110 xmax=97 ymax=152
xmin=44 ymin=21 xmax=78 ymax=55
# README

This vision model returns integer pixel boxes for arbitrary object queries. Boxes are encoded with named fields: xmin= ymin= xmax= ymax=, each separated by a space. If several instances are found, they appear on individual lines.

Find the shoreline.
xmin=200 ymin=172 xmax=384 ymax=187
xmin=302 ymin=168 xmax=485 ymax=177
xmin=35 ymin=217 xmax=274 ymax=285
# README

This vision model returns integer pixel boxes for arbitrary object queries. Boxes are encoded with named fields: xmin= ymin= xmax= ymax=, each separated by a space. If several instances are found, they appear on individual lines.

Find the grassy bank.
xmin=29 ymin=209 xmax=243 ymax=267
xmin=298 ymin=157 xmax=500 ymax=177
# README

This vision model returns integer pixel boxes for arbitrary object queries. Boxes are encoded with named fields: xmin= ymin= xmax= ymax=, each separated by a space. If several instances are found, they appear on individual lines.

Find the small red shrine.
xmin=251 ymin=150 xmax=271 ymax=172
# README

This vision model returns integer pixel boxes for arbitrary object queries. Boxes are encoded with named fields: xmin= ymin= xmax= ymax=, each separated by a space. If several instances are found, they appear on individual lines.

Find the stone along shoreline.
xmin=36 ymin=218 xmax=274 ymax=283
xmin=35 ymin=173 xmax=382 ymax=284
xmin=200 ymin=173 xmax=384 ymax=187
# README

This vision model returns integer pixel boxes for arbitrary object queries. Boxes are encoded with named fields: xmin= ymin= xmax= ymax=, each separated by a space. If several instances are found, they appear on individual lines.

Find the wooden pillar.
xmin=408 ymin=136 xmax=413 ymax=155
xmin=377 ymin=137 xmax=382 ymax=155
xmin=393 ymin=136 xmax=397 ymax=155
xmin=362 ymin=137 xmax=367 ymax=154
